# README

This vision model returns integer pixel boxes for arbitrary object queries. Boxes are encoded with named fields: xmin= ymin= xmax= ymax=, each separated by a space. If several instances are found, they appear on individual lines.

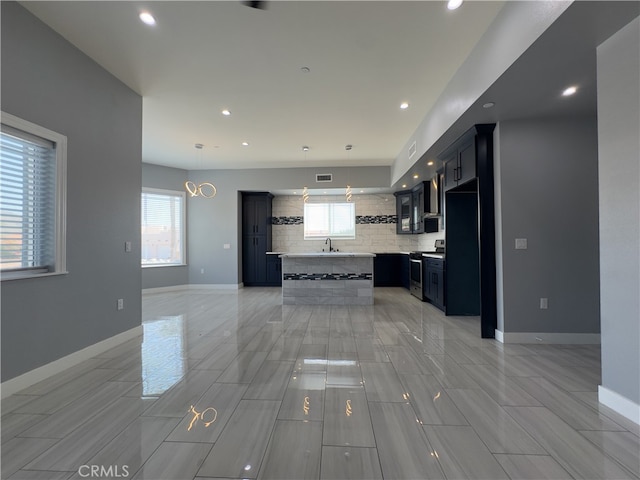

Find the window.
xmin=141 ymin=188 xmax=185 ymax=266
xmin=304 ymin=202 xmax=355 ymax=239
xmin=1 ymin=112 xmax=67 ymax=280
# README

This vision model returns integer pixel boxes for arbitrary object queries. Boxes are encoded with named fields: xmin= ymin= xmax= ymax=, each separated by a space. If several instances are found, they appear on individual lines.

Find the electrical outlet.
xmin=223 ymin=243 xmax=231 ymax=249
xmin=124 ymin=241 xmax=132 ymax=253
xmin=515 ymin=238 xmax=528 ymax=250
xmin=540 ymin=297 xmax=548 ymax=309
xmin=117 ymin=298 xmax=124 ymax=310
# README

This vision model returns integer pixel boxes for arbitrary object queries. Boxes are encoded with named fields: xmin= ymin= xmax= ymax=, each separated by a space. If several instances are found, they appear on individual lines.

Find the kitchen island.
xmin=280 ymin=253 xmax=375 ymax=305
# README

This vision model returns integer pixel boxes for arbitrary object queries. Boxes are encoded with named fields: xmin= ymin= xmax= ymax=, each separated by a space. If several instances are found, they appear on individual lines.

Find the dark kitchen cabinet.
xmin=443 ymin=137 xmax=476 ymax=192
xmin=394 ymin=191 xmax=412 ymax=234
xmin=243 ymin=193 xmax=272 ymax=236
xmin=411 ymin=186 xmax=424 ymax=233
xmin=423 ymin=258 xmax=445 ymax=311
xmin=395 ymin=182 xmax=438 ymax=234
xmin=266 ymin=255 xmax=282 ymax=286
xmin=242 ymin=192 xmax=273 ymax=286
xmin=374 ymin=253 xmax=406 ymax=286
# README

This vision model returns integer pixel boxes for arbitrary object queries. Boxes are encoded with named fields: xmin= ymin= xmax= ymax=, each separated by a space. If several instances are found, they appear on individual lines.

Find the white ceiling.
xmin=21 ymin=0 xmax=505 ymax=171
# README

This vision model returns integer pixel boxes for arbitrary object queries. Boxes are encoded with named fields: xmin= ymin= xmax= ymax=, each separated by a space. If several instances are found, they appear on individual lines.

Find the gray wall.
xmin=495 ymin=117 xmax=600 ymax=334
xmin=186 ymin=166 xmax=390 ymax=285
xmin=1 ymin=3 xmax=142 ymax=381
xmin=142 ymin=163 xmax=189 ymax=289
xmin=597 ymin=18 xmax=640 ymax=405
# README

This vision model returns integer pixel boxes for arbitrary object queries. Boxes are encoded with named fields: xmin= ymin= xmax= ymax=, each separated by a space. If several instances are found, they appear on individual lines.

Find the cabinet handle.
xmin=453 ymin=167 xmax=458 ymax=182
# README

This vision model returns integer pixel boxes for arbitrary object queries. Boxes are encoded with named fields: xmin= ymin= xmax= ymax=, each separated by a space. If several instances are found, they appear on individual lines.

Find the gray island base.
xmin=280 ymin=253 xmax=375 ymax=305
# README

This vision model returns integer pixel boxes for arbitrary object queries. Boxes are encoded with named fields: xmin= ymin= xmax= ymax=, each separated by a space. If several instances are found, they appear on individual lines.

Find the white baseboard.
xmin=1 ymin=325 xmax=142 ymax=399
xmin=497 ymin=332 xmax=600 ymax=344
xmin=142 ymin=284 xmax=190 ymax=295
xmin=188 ymin=284 xmax=242 ymax=290
xmin=599 ymin=385 xmax=640 ymax=426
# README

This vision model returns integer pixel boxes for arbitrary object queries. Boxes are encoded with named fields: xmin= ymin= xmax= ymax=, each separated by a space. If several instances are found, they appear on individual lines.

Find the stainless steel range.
xmin=409 ymin=240 xmax=445 ymax=300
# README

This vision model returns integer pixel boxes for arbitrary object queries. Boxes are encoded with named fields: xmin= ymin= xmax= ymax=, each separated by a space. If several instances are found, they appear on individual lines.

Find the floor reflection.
xmin=141 ymin=315 xmax=186 ymax=397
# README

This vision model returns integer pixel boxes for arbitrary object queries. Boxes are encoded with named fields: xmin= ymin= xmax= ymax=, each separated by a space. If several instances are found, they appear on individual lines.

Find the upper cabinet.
xmin=394 ymin=190 xmax=412 ymax=234
xmin=394 ymin=181 xmax=439 ymax=234
xmin=443 ymin=136 xmax=476 ymax=191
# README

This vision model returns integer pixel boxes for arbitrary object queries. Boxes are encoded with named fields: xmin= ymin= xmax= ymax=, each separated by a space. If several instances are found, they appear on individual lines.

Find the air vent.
xmin=408 ymin=141 xmax=417 ymax=159
xmin=316 ymin=173 xmax=333 ymax=183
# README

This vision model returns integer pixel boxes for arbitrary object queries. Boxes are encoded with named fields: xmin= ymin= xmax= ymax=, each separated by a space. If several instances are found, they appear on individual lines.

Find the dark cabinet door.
xmin=443 ymin=153 xmax=459 ymax=191
xmin=266 ymin=255 xmax=282 ymax=286
xmin=243 ymin=194 xmax=272 ymax=236
xmin=443 ymin=137 xmax=476 ymax=192
xmin=425 ymin=259 xmax=445 ymax=311
xmin=394 ymin=191 xmax=412 ymax=234
xmin=457 ymin=139 xmax=476 ymax=186
xmin=243 ymin=235 xmax=268 ymax=285
xmin=411 ymin=188 xmax=423 ymax=233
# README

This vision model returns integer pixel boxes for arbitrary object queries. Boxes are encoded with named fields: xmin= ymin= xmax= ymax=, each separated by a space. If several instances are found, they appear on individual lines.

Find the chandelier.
xmin=185 ymin=144 xmax=217 ymax=198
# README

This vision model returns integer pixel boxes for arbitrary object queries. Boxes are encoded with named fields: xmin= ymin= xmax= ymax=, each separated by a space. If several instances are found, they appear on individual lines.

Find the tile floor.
xmin=2 ymin=287 xmax=639 ymax=480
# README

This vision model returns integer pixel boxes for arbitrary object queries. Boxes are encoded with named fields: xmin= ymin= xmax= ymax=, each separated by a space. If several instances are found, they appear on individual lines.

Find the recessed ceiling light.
xmin=447 ymin=0 xmax=463 ymax=10
xmin=482 ymin=102 xmax=495 ymax=109
xmin=413 ymin=174 xmax=419 ymax=179
xmin=400 ymin=102 xmax=409 ymax=110
xmin=562 ymin=86 xmax=578 ymax=96
xmin=242 ymin=142 xmax=249 ymax=146
xmin=301 ymin=66 xmax=311 ymax=73
xmin=222 ymin=109 xmax=231 ymax=116
xmin=427 ymin=161 xmax=434 ymax=166
xmin=139 ymin=11 xmax=156 ymax=26
xmin=402 ymin=184 xmax=407 ymax=188
xmin=302 ymin=146 xmax=310 ymax=151
xmin=360 ymin=190 xmax=364 ymax=193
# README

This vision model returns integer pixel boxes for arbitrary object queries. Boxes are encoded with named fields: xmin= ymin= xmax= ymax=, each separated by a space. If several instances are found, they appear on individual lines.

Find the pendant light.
xmin=301 ymin=146 xmax=310 ymax=203
xmin=345 ymin=144 xmax=353 ymax=202
xmin=185 ymin=144 xmax=217 ymax=198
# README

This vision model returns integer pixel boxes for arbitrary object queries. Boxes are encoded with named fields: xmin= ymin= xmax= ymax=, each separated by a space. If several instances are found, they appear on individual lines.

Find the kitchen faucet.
xmin=325 ymin=237 xmax=333 ymax=252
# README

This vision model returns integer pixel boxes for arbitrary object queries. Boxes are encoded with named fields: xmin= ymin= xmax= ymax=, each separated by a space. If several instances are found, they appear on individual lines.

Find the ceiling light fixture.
xmin=302 ymin=186 xmax=309 ymax=203
xmin=222 ymin=109 xmax=231 ymax=116
xmin=413 ymin=174 xmax=419 ymax=179
xmin=427 ymin=161 xmax=434 ymax=166
xmin=562 ymin=86 xmax=578 ymax=96
xmin=482 ymin=102 xmax=495 ymax=109
xmin=400 ymin=102 xmax=409 ymax=110
xmin=447 ymin=0 xmax=463 ymax=10
xmin=185 ymin=144 xmax=217 ymax=199
xmin=139 ymin=11 xmax=156 ymax=26
xmin=301 ymin=66 xmax=311 ymax=73
xmin=242 ymin=142 xmax=249 ymax=146
xmin=302 ymin=146 xmax=310 ymax=151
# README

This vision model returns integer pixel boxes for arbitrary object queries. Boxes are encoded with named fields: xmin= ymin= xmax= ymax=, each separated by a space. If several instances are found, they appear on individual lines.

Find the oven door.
xmin=409 ymin=258 xmax=423 ymax=300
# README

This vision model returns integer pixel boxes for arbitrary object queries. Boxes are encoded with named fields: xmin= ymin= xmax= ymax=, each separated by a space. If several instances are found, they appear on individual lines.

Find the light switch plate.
xmin=125 ymin=241 xmax=132 ymax=252
xmin=515 ymin=238 xmax=528 ymax=250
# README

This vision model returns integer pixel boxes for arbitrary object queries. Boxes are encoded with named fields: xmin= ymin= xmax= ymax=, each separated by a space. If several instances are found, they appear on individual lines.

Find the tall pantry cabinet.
xmin=242 ymin=192 xmax=273 ymax=286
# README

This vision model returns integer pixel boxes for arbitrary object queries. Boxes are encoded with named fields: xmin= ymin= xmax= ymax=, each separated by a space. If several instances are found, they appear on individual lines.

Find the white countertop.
xmin=280 ymin=252 xmax=376 ymax=258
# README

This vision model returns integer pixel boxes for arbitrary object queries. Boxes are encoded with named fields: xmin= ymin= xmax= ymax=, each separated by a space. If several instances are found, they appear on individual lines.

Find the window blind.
xmin=141 ymin=190 xmax=185 ymax=265
xmin=0 ymin=127 xmax=56 ymax=273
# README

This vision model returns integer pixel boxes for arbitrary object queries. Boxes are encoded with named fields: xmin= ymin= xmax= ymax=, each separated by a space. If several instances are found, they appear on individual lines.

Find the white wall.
xmin=597 ymin=17 xmax=640 ymax=420
xmin=272 ymin=194 xmax=443 ymax=254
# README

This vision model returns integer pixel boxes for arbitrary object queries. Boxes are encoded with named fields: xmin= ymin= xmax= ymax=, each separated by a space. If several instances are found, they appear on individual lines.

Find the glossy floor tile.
xmin=2 ymin=287 xmax=639 ymax=480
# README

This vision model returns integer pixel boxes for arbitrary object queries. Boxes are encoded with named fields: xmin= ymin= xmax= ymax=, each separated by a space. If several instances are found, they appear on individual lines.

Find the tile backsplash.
xmin=272 ymin=194 xmax=444 ymax=253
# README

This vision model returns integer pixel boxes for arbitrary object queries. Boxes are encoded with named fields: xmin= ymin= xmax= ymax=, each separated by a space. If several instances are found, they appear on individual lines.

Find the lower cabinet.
xmin=373 ymin=253 xmax=410 ymax=289
xmin=266 ymin=255 xmax=282 ymax=286
xmin=423 ymin=258 xmax=445 ymax=311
